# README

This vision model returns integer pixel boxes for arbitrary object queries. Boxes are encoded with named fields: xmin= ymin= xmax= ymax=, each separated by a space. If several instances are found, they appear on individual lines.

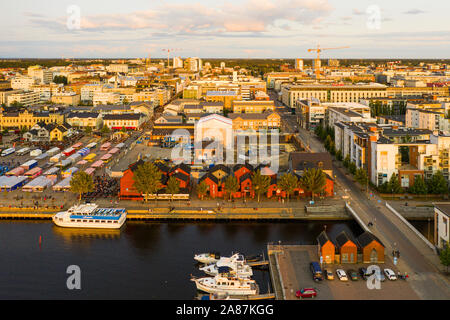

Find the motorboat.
xmin=191 ymin=274 xmax=259 ymax=296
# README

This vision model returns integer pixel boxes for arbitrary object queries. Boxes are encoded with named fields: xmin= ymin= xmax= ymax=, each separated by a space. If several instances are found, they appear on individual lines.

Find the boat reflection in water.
xmin=52 ymin=225 xmax=122 ymax=244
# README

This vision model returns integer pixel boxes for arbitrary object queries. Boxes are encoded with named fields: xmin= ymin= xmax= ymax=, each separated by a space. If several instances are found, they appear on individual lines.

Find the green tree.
xmin=278 ymin=173 xmax=298 ymax=202
xmin=355 ymin=168 xmax=369 ymax=191
xmin=298 ymin=168 xmax=326 ymax=202
xmin=132 ymin=162 xmax=162 ymax=202
xmin=409 ymin=176 xmax=428 ymax=195
xmin=336 ymin=149 xmax=343 ymax=161
xmin=84 ymin=126 xmax=92 ymax=136
xmin=252 ymin=170 xmax=271 ymax=202
xmin=70 ymin=171 xmax=94 ymax=202
xmin=224 ymin=174 xmax=239 ymax=201
xmin=427 ymin=171 xmax=448 ymax=195
xmin=348 ymin=162 xmax=357 ymax=175
xmin=388 ymin=174 xmax=403 ymax=194
xmin=324 ymin=135 xmax=332 ymax=151
xmin=197 ymin=180 xmax=209 ymax=200
xmin=343 ymin=155 xmax=350 ymax=168
xmin=166 ymin=176 xmax=180 ymax=202
xmin=101 ymin=125 xmax=110 ymax=136
xmin=439 ymin=245 xmax=450 ymax=272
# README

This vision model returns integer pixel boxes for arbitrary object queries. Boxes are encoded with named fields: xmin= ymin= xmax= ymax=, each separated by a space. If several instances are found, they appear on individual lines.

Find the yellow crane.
xmin=307 ymin=45 xmax=349 ymax=79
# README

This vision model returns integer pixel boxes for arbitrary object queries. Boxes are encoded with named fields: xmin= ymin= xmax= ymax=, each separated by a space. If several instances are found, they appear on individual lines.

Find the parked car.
xmin=310 ymin=262 xmax=323 ymax=282
xmin=384 ymin=268 xmax=397 ymax=281
xmin=324 ymin=269 xmax=334 ymax=280
xmin=296 ymin=288 xmax=317 ymax=299
xmin=347 ymin=269 xmax=358 ymax=281
xmin=336 ymin=269 xmax=348 ymax=281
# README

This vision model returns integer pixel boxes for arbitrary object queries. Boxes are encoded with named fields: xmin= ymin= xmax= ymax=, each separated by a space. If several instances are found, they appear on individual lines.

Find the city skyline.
xmin=1 ymin=0 xmax=449 ymax=59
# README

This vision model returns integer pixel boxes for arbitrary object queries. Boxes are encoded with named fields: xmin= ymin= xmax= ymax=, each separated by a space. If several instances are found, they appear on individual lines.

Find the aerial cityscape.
xmin=0 ymin=0 xmax=449 ymax=306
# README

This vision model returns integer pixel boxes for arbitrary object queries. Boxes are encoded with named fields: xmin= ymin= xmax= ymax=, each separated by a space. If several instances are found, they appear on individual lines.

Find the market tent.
xmin=22 ymin=176 xmax=54 ymax=192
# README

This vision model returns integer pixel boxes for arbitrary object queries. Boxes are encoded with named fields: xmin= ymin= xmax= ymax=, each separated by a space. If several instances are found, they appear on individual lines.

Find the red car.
xmin=296 ymin=288 xmax=317 ymax=299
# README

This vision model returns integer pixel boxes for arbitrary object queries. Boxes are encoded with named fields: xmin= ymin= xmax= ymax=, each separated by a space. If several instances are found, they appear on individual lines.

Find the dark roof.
xmin=289 ymin=152 xmax=333 ymax=171
xmin=103 ymin=113 xmax=144 ymax=120
xmin=239 ymin=172 xmax=253 ymax=183
xmin=434 ymin=203 xmax=450 ymax=217
xmin=128 ymin=159 xmax=145 ymax=172
xmin=317 ymin=231 xmax=332 ymax=247
xmin=199 ymin=172 xmax=219 ymax=185
xmin=172 ymin=171 xmax=189 ymax=182
xmin=356 ymin=232 xmax=384 ymax=248
xmin=67 ymin=112 xmax=99 ymax=118
xmin=172 ymin=163 xmax=191 ymax=175
xmin=154 ymin=161 xmax=170 ymax=173
xmin=335 ymin=231 xmax=355 ymax=248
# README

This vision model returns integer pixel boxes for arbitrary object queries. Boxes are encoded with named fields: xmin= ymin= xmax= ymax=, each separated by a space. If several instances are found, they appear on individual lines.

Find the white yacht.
xmin=199 ymin=254 xmax=253 ymax=278
xmin=194 ymin=252 xmax=221 ymax=264
xmin=191 ymin=275 xmax=259 ymax=296
xmin=52 ymin=203 xmax=127 ymax=229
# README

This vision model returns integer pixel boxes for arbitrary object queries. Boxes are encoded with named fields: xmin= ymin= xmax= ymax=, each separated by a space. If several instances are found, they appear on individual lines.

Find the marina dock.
xmin=0 ymin=207 xmax=352 ymax=221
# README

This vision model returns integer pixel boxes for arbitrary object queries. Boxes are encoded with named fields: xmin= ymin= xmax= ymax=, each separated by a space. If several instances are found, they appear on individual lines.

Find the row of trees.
xmin=197 ymin=168 xmax=328 ymax=202
xmin=369 ymin=101 xmax=407 ymax=117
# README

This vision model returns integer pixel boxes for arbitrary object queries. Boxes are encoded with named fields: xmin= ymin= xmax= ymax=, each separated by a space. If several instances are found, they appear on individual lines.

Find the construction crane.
xmin=161 ymin=48 xmax=181 ymax=68
xmin=307 ymin=45 xmax=349 ymax=79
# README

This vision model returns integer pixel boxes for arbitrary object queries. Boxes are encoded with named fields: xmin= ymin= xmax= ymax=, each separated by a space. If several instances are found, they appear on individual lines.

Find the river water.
xmin=0 ymin=220 xmax=363 ymax=299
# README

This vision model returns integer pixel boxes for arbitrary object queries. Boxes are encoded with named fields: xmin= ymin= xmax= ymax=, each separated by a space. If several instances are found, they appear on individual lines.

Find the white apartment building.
xmin=7 ymin=91 xmax=40 ymax=106
xmin=28 ymin=66 xmax=53 ymax=84
xmin=11 ymin=76 xmax=36 ymax=90
xmin=93 ymin=92 xmax=121 ymax=106
xmin=173 ymin=57 xmax=183 ymax=69
xmin=326 ymin=103 xmax=374 ymax=128
xmin=106 ymin=64 xmax=129 ymax=73
xmin=81 ymin=84 xmax=104 ymax=102
xmin=434 ymin=204 xmax=449 ymax=249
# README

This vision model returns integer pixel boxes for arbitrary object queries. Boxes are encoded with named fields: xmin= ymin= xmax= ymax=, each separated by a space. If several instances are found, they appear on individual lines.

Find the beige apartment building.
xmin=281 ymin=83 xmax=388 ymax=108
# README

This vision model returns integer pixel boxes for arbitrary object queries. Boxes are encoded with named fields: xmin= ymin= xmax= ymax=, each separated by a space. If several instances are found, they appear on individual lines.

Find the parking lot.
xmin=276 ymin=245 xmax=420 ymax=300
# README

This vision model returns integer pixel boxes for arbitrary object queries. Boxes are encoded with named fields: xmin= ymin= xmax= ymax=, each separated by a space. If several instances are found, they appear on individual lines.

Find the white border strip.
xmin=385 ymin=202 xmax=437 ymax=253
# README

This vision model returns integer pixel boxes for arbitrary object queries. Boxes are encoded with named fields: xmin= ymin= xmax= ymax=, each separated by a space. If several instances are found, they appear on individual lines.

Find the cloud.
xmin=403 ymin=9 xmax=427 ymax=15
xmin=352 ymin=8 xmax=364 ymax=16
xmin=27 ymin=0 xmax=333 ymax=36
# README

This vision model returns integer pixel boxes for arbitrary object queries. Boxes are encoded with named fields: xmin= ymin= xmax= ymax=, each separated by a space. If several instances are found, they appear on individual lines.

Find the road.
xmin=295 ymin=125 xmax=450 ymax=300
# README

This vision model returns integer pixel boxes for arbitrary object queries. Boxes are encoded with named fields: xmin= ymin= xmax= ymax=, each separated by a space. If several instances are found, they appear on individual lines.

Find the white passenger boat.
xmin=199 ymin=254 xmax=253 ymax=278
xmin=52 ymin=203 xmax=127 ymax=229
xmin=191 ymin=275 xmax=259 ymax=296
xmin=194 ymin=252 xmax=221 ymax=264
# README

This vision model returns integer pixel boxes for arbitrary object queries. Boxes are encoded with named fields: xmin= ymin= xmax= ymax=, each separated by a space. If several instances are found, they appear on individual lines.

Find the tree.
xmin=197 ymin=181 xmax=209 ymax=200
xmin=132 ymin=162 xmax=162 ymax=202
xmin=70 ymin=171 xmax=94 ymax=202
xmin=427 ymin=171 xmax=448 ymax=195
xmin=53 ymin=75 xmax=68 ymax=85
xmin=166 ymin=176 xmax=180 ymax=202
xmin=336 ymin=149 xmax=343 ymax=161
xmin=409 ymin=176 xmax=428 ymax=195
xmin=343 ymin=155 xmax=350 ymax=168
xmin=298 ymin=168 xmax=327 ymax=202
xmin=388 ymin=174 xmax=403 ymax=194
xmin=101 ymin=125 xmax=110 ymax=136
xmin=355 ymin=168 xmax=369 ymax=191
xmin=278 ymin=173 xmax=298 ymax=202
xmin=348 ymin=162 xmax=357 ymax=175
xmin=252 ymin=170 xmax=271 ymax=202
xmin=84 ymin=126 xmax=92 ymax=136
xmin=224 ymin=174 xmax=239 ymax=201
xmin=439 ymin=245 xmax=450 ymax=273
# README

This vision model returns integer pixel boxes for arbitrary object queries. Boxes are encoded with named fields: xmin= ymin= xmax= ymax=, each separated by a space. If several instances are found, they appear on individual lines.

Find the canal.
xmin=0 ymin=220 xmax=363 ymax=299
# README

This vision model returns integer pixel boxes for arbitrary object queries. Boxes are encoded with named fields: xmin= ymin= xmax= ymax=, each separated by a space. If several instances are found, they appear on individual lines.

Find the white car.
xmin=336 ymin=269 xmax=348 ymax=281
xmin=384 ymin=268 xmax=397 ymax=280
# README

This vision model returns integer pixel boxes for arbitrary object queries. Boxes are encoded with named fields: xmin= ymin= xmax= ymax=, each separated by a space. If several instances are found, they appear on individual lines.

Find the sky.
xmin=0 ymin=0 xmax=449 ymax=59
